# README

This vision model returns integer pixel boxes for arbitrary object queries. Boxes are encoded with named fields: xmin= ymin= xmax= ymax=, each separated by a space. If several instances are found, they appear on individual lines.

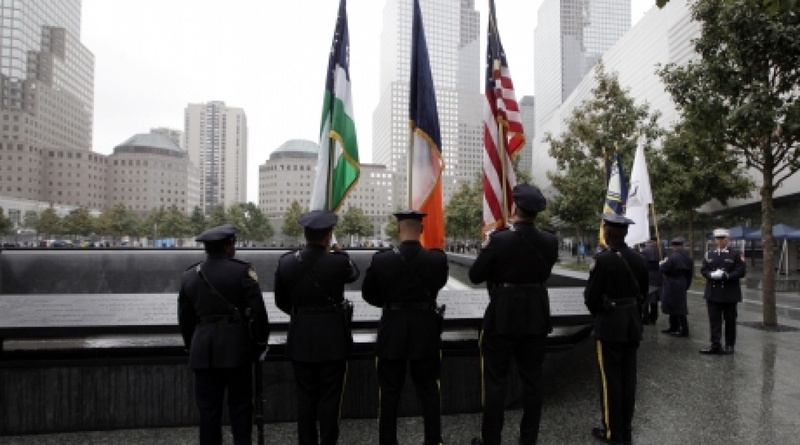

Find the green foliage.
xmin=242 ymin=202 xmax=273 ymax=244
xmin=97 ymin=203 xmax=140 ymax=240
xmin=207 ymin=205 xmax=228 ymax=228
xmin=445 ymin=178 xmax=482 ymax=242
xmin=384 ymin=206 xmax=403 ymax=243
xmin=0 ymin=207 xmax=12 ymax=235
xmin=36 ymin=206 xmax=62 ymax=238
xmin=338 ymin=205 xmax=373 ymax=238
xmin=160 ymin=205 xmax=193 ymax=240
xmin=189 ymin=206 xmax=207 ymax=236
xmin=22 ymin=210 xmax=38 ymax=231
xmin=62 ymin=206 xmax=95 ymax=237
xmin=659 ymin=0 xmax=800 ymax=326
xmin=282 ymin=201 xmax=304 ymax=243
xmin=545 ymin=62 xmax=662 ymax=233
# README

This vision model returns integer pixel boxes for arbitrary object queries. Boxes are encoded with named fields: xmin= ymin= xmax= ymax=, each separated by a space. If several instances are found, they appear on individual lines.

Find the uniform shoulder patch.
xmin=589 ymin=258 xmax=597 ymax=272
xmin=247 ymin=266 xmax=259 ymax=283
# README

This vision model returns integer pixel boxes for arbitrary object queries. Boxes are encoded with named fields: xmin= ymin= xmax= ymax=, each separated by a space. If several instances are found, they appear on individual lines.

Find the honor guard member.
xmin=639 ymin=236 xmax=663 ymax=325
xmin=659 ymin=237 xmax=693 ymax=337
xmin=362 ymin=210 xmax=449 ymax=445
xmin=274 ymin=210 xmax=360 ymax=445
xmin=178 ymin=224 xmax=271 ymax=445
xmin=584 ymin=214 xmax=648 ymax=445
xmin=699 ymin=228 xmax=746 ymax=355
xmin=468 ymin=184 xmax=559 ymax=445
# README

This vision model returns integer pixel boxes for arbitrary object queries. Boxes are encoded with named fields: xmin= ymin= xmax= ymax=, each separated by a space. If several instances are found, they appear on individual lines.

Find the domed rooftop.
xmin=270 ymin=139 xmax=319 ymax=160
xmin=113 ymin=133 xmax=185 ymax=158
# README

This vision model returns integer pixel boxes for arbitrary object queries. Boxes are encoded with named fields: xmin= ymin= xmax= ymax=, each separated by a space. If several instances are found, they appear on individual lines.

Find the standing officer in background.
xmin=468 ymin=184 xmax=559 ymax=445
xmin=178 ymin=224 xmax=270 ymax=445
xmin=584 ymin=214 xmax=648 ymax=445
xmin=639 ymin=236 xmax=663 ymax=325
xmin=362 ymin=210 xmax=449 ymax=445
xmin=659 ymin=237 xmax=693 ymax=337
xmin=274 ymin=210 xmax=360 ymax=445
xmin=699 ymin=228 xmax=746 ymax=355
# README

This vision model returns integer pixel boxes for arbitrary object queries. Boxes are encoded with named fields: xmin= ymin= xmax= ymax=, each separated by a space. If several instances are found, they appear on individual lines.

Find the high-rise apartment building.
xmin=184 ymin=101 xmax=248 ymax=214
xmin=0 ymin=0 xmax=94 ymax=203
xmin=533 ymin=0 xmax=630 ymax=134
xmin=518 ymin=95 xmax=535 ymax=180
xmin=372 ymin=0 xmax=482 ymax=209
xmin=150 ymin=127 xmax=183 ymax=150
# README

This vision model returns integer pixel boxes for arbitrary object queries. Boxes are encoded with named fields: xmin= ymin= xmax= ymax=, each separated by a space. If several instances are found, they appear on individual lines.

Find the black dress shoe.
xmin=591 ymin=427 xmax=627 ymax=444
xmin=470 ymin=437 xmax=482 ymax=445
xmin=699 ymin=346 xmax=724 ymax=355
xmin=724 ymin=345 xmax=735 ymax=354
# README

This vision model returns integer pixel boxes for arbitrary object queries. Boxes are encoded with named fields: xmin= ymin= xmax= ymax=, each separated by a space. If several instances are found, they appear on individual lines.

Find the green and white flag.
xmin=310 ymin=0 xmax=360 ymax=212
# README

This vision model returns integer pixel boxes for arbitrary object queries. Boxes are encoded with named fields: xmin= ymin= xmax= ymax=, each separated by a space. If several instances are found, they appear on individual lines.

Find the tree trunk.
xmin=761 ymin=175 xmax=777 ymax=327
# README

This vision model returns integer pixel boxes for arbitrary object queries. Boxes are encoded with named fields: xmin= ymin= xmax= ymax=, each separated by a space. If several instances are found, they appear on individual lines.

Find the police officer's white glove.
xmin=710 ymin=269 xmax=724 ymax=280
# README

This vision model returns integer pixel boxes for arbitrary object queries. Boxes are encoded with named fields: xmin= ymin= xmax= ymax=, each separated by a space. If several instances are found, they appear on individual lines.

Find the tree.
xmin=189 ymin=206 xmax=207 ymax=236
xmin=657 ymin=0 xmax=797 ymax=13
xmin=97 ymin=203 xmax=140 ymax=244
xmin=144 ymin=206 xmax=167 ymax=242
xmin=445 ymin=178 xmax=482 ymax=243
xmin=0 ymin=207 xmax=12 ymax=236
xmin=241 ymin=203 xmax=273 ymax=246
xmin=281 ymin=201 xmax=304 ymax=245
xmin=62 ymin=206 xmax=95 ymax=238
xmin=545 ymin=62 xmax=662 ymax=239
xmin=207 ymin=204 xmax=228 ymax=228
xmin=648 ymin=123 xmax=753 ymax=255
xmin=36 ymin=206 xmax=62 ymax=240
xmin=384 ymin=206 xmax=403 ymax=244
xmin=659 ymin=0 xmax=800 ymax=327
xmin=22 ymin=210 xmax=38 ymax=233
xmin=161 ymin=205 xmax=193 ymax=242
xmin=338 ymin=205 xmax=373 ymax=245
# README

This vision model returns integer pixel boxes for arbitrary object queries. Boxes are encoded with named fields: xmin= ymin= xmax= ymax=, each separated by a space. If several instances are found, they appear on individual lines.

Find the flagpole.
xmin=326 ymin=136 xmax=335 ymax=211
xmin=650 ymin=202 xmax=662 ymax=258
xmin=407 ymin=128 xmax=414 ymax=209
xmin=488 ymin=6 xmax=507 ymax=229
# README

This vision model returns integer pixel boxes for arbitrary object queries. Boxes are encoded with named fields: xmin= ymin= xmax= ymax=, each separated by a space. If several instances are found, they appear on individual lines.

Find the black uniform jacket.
xmin=584 ymin=243 xmax=648 ymax=342
xmin=178 ymin=254 xmax=270 ymax=369
xmin=659 ymin=249 xmax=693 ymax=315
xmin=700 ymin=248 xmax=746 ymax=303
xmin=640 ymin=243 xmax=664 ymax=288
xmin=362 ymin=241 xmax=449 ymax=359
xmin=468 ymin=222 xmax=559 ymax=335
xmin=274 ymin=244 xmax=360 ymax=362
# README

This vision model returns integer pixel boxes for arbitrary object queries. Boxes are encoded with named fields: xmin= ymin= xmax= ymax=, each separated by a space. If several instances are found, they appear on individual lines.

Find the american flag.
xmin=483 ymin=0 xmax=525 ymax=231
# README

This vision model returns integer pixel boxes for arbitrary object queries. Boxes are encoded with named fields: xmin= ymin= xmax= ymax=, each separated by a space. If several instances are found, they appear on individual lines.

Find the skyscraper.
xmin=372 ymin=0 xmax=482 ymax=209
xmin=184 ymin=101 xmax=248 ymax=214
xmin=533 ymin=0 xmax=630 ymax=133
xmin=0 ymin=0 xmax=94 ymax=202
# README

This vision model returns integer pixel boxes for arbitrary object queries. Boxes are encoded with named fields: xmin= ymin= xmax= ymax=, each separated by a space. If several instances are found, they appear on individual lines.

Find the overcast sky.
xmin=81 ymin=0 xmax=652 ymax=203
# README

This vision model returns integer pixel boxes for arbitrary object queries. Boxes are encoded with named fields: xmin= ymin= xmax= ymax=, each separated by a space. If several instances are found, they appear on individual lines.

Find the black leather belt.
xmin=385 ymin=301 xmax=435 ymax=311
xmin=293 ymin=306 xmax=335 ymax=314
xmin=198 ymin=315 xmax=243 ymax=324
xmin=495 ymin=282 xmax=543 ymax=289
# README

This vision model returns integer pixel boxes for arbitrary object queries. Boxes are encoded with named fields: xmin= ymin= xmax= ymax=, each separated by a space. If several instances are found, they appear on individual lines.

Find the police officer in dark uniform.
xmin=468 ymin=184 xmax=559 ymax=445
xmin=274 ymin=210 xmax=360 ymax=445
xmin=699 ymin=228 xmax=746 ymax=355
xmin=659 ymin=237 xmax=693 ymax=337
xmin=639 ymin=236 xmax=663 ymax=325
xmin=178 ymin=224 xmax=271 ymax=445
xmin=362 ymin=210 xmax=449 ymax=445
xmin=584 ymin=214 xmax=648 ymax=445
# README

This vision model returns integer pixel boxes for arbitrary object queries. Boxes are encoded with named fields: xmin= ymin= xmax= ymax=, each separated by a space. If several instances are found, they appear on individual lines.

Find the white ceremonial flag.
xmin=625 ymin=143 xmax=653 ymax=245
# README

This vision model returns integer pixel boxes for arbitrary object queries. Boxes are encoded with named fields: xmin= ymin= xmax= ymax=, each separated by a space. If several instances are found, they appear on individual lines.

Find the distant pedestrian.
xmin=639 ymin=236 xmax=663 ymax=325
xmin=178 ymin=224 xmax=271 ymax=445
xmin=659 ymin=237 xmax=693 ymax=337
xmin=584 ymin=214 xmax=648 ymax=445
xmin=468 ymin=184 xmax=559 ymax=445
xmin=362 ymin=210 xmax=449 ymax=445
xmin=274 ymin=210 xmax=360 ymax=444
xmin=699 ymin=228 xmax=746 ymax=355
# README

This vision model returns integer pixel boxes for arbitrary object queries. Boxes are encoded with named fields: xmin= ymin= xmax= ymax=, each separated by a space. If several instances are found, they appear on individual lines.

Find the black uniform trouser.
xmin=707 ymin=301 xmax=738 ymax=348
xmin=194 ymin=365 xmax=253 ymax=445
xmin=667 ymin=314 xmax=689 ymax=334
xmin=479 ymin=331 xmax=546 ymax=445
xmin=376 ymin=355 xmax=442 ymax=445
xmin=595 ymin=340 xmax=639 ymax=444
xmin=642 ymin=290 xmax=659 ymax=323
xmin=292 ymin=359 xmax=347 ymax=445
